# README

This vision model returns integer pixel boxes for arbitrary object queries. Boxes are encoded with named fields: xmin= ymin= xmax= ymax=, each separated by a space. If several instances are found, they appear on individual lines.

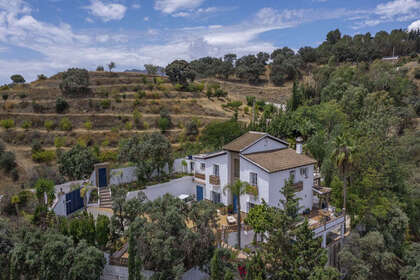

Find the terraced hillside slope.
xmin=0 ymin=71 xmax=275 ymax=192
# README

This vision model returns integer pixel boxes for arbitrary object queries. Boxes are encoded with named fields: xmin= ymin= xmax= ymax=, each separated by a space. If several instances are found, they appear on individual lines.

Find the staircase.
xmin=99 ymin=188 xmax=113 ymax=208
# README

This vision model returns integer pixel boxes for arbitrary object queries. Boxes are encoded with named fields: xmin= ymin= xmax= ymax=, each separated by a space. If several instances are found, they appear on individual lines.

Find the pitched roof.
xmin=223 ymin=131 xmax=268 ymax=152
xmin=242 ymin=148 xmax=317 ymax=173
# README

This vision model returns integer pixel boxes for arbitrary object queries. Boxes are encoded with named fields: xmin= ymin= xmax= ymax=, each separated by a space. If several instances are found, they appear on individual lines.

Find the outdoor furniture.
xmin=227 ymin=215 xmax=237 ymax=225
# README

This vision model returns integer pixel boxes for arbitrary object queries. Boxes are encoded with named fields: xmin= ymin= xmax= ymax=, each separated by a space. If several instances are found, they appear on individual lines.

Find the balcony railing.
xmin=292 ymin=181 xmax=303 ymax=192
xmin=194 ymin=173 xmax=205 ymax=180
xmin=312 ymin=215 xmax=345 ymax=236
xmin=209 ymin=175 xmax=220 ymax=185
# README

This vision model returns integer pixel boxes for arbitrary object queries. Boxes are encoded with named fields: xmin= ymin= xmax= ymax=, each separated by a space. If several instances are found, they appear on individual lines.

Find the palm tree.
xmin=332 ymin=134 xmax=355 ymax=232
xmin=223 ymin=179 xmax=251 ymax=249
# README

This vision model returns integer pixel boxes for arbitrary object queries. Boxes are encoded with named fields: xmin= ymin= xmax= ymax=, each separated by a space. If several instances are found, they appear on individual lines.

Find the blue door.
xmin=98 ymin=168 xmax=107 ymax=188
xmin=65 ymin=188 xmax=84 ymax=215
xmin=233 ymin=195 xmax=238 ymax=213
xmin=196 ymin=185 xmax=203 ymax=201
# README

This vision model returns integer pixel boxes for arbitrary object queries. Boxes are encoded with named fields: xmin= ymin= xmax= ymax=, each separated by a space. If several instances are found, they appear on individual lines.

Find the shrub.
xmin=2 ymin=94 xmax=8 ymax=101
xmin=56 ymin=97 xmax=69 ymax=113
xmin=10 ymin=168 xmax=19 ymax=181
xmin=0 ymin=151 xmax=16 ymax=172
xmin=206 ymin=88 xmax=213 ymax=99
xmin=136 ymin=90 xmax=146 ymax=99
xmin=414 ymin=67 xmax=420 ymax=79
xmin=37 ymin=74 xmax=47 ymax=80
xmin=99 ymin=150 xmax=118 ymax=162
xmin=54 ymin=136 xmax=66 ymax=148
xmin=244 ymin=106 xmax=249 ymax=114
xmin=226 ymin=101 xmax=242 ymax=110
xmin=96 ymin=65 xmax=105 ymax=71
xmin=100 ymin=99 xmax=111 ymax=109
xmin=187 ymin=82 xmax=204 ymax=92
xmin=158 ymin=117 xmax=170 ymax=132
xmin=21 ymin=120 xmax=32 ymax=129
xmin=125 ymin=121 xmax=132 ymax=130
xmin=19 ymin=93 xmax=27 ymax=99
xmin=31 ymin=140 xmax=42 ymax=154
xmin=32 ymin=150 xmax=55 ymax=163
xmin=185 ymin=120 xmax=199 ymax=136
xmin=59 ymin=68 xmax=89 ymax=95
xmin=44 ymin=120 xmax=55 ymax=131
xmin=133 ymin=110 xmax=143 ymax=129
xmin=10 ymin=74 xmax=25 ymax=84
xmin=0 ymin=119 xmax=15 ymax=130
xmin=84 ymin=121 xmax=93 ymax=130
xmin=246 ymin=96 xmax=256 ymax=106
xmin=256 ymin=100 xmax=265 ymax=108
xmin=59 ymin=118 xmax=72 ymax=131
xmin=174 ymin=83 xmax=184 ymax=91
xmin=214 ymin=88 xmax=228 ymax=97
xmin=32 ymin=101 xmax=45 ymax=113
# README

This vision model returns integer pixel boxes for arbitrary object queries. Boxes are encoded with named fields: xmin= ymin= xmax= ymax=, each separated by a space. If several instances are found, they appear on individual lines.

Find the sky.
xmin=0 ymin=0 xmax=419 ymax=83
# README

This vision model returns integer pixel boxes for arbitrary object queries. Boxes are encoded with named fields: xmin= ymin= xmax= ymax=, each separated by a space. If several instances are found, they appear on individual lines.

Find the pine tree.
xmin=294 ymin=220 xmax=328 ymax=279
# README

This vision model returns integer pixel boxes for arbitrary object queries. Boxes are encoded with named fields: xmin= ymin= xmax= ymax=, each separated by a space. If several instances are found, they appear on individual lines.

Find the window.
xmin=201 ymin=163 xmax=205 ymax=170
xmin=300 ymin=167 xmax=308 ymax=179
xmin=212 ymin=191 xmax=221 ymax=203
xmin=190 ymin=161 xmax=195 ymax=172
xmin=213 ymin=164 xmax=219 ymax=177
xmin=289 ymin=170 xmax=296 ymax=182
xmin=234 ymin=159 xmax=240 ymax=178
xmin=250 ymin=172 xmax=258 ymax=186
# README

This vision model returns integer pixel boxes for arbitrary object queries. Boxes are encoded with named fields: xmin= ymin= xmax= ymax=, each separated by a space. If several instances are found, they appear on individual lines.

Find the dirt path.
xmin=0 ymin=127 xmax=184 ymax=134
xmin=0 ymin=112 xmax=231 ymax=119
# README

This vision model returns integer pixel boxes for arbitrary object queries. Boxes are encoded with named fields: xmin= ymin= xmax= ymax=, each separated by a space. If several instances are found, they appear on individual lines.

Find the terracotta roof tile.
xmin=242 ymin=148 xmax=317 ymax=173
xmin=223 ymin=131 xmax=267 ymax=152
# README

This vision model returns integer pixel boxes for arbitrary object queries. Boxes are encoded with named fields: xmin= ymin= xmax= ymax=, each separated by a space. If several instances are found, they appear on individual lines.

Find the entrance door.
xmin=233 ymin=194 xmax=238 ymax=213
xmin=196 ymin=185 xmax=204 ymax=201
xmin=98 ymin=168 xmax=107 ymax=188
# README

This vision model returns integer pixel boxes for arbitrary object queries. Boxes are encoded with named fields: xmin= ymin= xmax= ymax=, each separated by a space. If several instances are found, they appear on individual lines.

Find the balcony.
xmin=246 ymin=185 xmax=258 ymax=196
xmin=292 ymin=181 xmax=303 ymax=192
xmin=209 ymin=175 xmax=220 ymax=185
xmin=194 ymin=172 xmax=205 ymax=181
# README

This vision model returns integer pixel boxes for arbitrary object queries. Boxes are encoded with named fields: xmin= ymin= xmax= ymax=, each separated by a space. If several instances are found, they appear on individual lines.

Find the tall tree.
xmin=332 ymin=134 xmax=355 ymax=231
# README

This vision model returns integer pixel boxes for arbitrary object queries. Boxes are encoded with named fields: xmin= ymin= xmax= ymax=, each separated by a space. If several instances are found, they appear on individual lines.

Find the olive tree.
xmin=59 ymin=68 xmax=89 ymax=95
xmin=58 ymin=144 xmax=98 ymax=180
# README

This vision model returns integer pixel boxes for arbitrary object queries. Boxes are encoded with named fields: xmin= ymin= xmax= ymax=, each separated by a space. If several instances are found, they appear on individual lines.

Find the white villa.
xmin=192 ymin=131 xmax=315 ymax=212
xmin=191 ymin=131 xmax=345 ymax=250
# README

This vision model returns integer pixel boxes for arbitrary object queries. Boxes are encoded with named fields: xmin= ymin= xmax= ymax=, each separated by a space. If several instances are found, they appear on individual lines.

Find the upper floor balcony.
xmin=209 ymin=175 xmax=220 ymax=185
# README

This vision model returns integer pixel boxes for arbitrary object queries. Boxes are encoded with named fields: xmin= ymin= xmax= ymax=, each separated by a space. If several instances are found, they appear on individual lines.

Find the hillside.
xmin=0 ymin=71 xmax=282 ymax=193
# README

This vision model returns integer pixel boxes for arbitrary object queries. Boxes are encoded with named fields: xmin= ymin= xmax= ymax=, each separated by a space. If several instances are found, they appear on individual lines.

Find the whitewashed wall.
xmin=202 ymin=154 xmax=229 ymax=204
xmin=268 ymin=164 xmax=314 ymax=212
xmin=239 ymin=157 xmax=271 ymax=212
xmin=52 ymin=194 xmax=67 ymax=216
xmin=126 ymin=176 xmax=195 ymax=201
xmin=242 ymin=137 xmax=287 ymax=154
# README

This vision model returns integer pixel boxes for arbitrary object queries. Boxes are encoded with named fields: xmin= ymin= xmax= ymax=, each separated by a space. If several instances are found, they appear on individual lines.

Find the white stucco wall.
xmin=202 ymin=153 xmax=229 ymax=205
xmin=241 ymin=136 xmax=287 ymax=154
xmin=126 ymin=176 xmax=195 ymax=201
xmin=239 ymin=157 xmax=271 ymax=212
xmin=53 ymin=193 xmax=67 ymax=216
xmin=268 ymin=164 xmax=314 ymax=212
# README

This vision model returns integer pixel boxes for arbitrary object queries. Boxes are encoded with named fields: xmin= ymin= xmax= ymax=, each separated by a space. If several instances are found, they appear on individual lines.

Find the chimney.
xmin=296 ymin=137 xmax=303 ymax=154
